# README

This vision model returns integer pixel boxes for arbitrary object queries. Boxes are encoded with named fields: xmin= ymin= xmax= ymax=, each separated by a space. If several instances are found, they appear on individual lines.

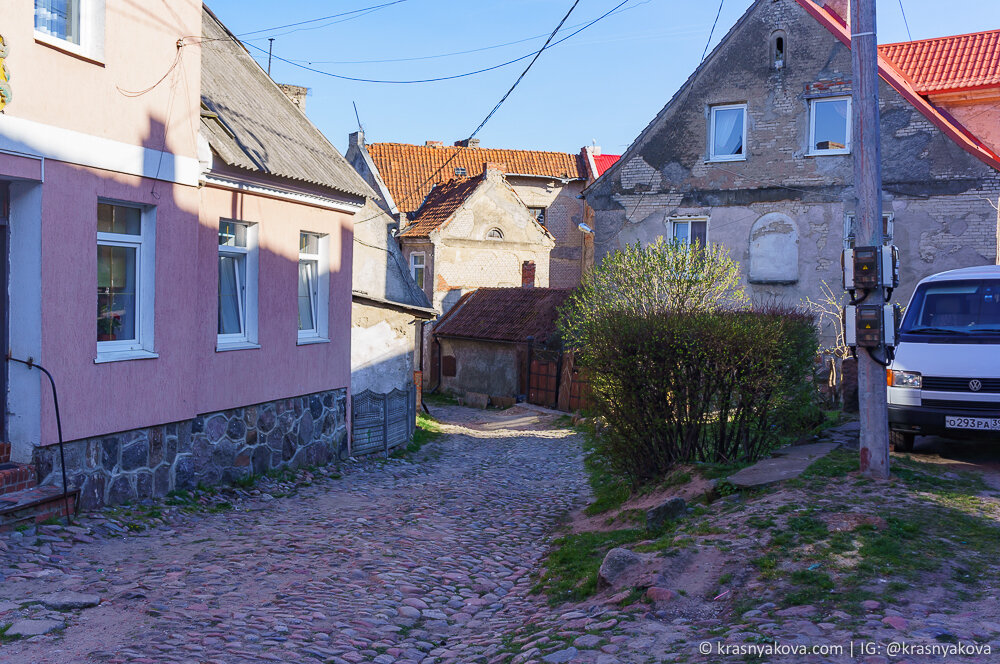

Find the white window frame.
xmin=808 ymin=96 xmax=852 ymax=156
xmin=297 ymin=232 xmax=330 ymax=345
xmin=669 ymin=217 xmax=709 ymax=247
xmin=95 ymin=200 xmax=156 ymax=363
xmin=34 ymin=0 xmax=106 ymax=62
xmin=216 ymin=221 xmax=260 ymax=352
xmin=410 ymin=252 xmax=426 ymax=290
xmin=708 ymin=103 xmax=748 ymax=162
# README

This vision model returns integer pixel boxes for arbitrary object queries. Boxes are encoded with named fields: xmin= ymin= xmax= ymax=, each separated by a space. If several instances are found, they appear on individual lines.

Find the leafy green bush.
xmin=560 ymin=240 xmax=818 ymax=486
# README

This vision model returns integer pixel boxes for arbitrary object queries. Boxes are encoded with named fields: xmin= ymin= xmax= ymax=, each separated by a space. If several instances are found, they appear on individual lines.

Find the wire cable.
xmin=897 ymin=0 xmax=913 ymax=41
xmin=237 ymin=0 xmax=410 ymax=37
xmin=701 ymin=0 xmax=725 ymax=61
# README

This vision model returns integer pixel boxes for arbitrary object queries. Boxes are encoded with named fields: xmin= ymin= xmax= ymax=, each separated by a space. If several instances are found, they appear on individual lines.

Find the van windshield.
xmin=901 ymin=279 xmax=1000 ymax=338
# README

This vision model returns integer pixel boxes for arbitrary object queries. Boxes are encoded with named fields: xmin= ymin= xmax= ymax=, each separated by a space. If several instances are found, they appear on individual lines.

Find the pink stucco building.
xmin=0 ymin=2 xmax=371 ymax=511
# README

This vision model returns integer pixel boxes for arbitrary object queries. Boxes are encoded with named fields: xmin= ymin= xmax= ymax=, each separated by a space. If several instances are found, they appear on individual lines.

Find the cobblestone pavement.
xmin=0 ymin=405 xmax=673 ymax=664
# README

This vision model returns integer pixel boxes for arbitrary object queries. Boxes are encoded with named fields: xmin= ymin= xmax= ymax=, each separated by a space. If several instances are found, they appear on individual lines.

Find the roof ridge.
xmin=879 ymin=29 xmax=1000 ymax=48
xmin=367 ymin=142 xmax=582 ymax=158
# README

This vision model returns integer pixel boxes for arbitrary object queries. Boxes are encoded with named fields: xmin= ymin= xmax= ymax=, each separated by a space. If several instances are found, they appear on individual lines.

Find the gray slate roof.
xmin=200 ymin=7 xmax=372 ymax=199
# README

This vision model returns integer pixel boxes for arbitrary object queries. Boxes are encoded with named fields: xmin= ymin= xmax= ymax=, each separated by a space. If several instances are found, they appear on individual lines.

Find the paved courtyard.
xmin=0 ymin=405 xmax=671 ymax=664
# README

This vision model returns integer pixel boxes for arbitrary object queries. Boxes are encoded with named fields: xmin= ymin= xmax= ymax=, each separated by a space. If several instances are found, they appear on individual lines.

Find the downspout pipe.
xmin=5 ymin=353 xmax=72 ymax=525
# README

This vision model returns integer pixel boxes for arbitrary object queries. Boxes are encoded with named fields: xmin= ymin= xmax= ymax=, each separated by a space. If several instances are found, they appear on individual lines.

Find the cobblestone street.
xmin=0 ymin=406 xmax=669 ymax=664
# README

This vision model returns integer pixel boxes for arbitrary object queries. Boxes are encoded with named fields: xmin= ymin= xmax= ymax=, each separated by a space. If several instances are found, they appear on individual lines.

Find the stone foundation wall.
xmin=33 ymin=389 xmax=348 ymax=510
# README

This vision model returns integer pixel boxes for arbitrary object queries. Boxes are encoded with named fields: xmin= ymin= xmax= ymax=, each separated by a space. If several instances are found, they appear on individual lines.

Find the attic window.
xmin=455 ymin=167 xmax=467 ymax=176
xmin=771 ymin=30 xmax=786 ymax=69
xmin=486 ymin=228 xmax=504 ymax=240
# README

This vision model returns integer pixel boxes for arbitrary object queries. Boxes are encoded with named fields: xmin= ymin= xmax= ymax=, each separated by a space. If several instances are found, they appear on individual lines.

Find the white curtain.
xmin=714 ymin=108 xmax=744 ymax=156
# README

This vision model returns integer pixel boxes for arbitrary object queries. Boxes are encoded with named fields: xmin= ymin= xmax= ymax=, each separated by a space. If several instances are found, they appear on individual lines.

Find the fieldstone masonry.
xmin=33 ymin=389 xmax=347 ymax=510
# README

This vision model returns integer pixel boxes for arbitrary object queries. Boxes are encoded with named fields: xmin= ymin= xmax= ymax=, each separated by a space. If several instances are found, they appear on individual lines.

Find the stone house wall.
xmin=585 ymin=0 xmax=1000 ymax=331
xmin=508 ymin=178 xmax=587 ymax=289
xmin=34 ymin=389 xmax=347 ymax=510
xmin=438 ymin=338 xmax=521 ymax=398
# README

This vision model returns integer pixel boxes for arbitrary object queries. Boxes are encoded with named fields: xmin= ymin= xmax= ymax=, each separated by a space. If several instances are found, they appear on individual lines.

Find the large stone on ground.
xmin=543 ymin=647 xmax=579 ymax=663
xmin=464 ymin=392 xmax=489 ymax=409
xmin=597 ymin=547 xmax=641 ymax=590
xmin=38 ymin=591 xmax=102 ymax=610
xmin=6 ymin=618 xmax=64 ymax=637
xmin=646 ymin=497 xmax=686 ymax=530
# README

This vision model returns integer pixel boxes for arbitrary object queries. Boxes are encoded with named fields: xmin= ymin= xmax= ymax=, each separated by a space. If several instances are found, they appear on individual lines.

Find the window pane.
xmin=691 ymin=221 xmax=708 ymax=247
xmin=97 ymin=244 xmax=137 ymax=342
xmin=414 ymin=266 xmax=425 ymax=290
xmin=98 ymin=203 xmax=141 ymax=235
xmin=298 ymin=261 xmax=316 ymax=331
xmin=411 ymin=253 xmax=424 ymax=267
xmin=219 ymin=221 xmax=247 ymax=248
xmin=35 ymin=0 xmax=80 ymax=44
xmin=813 ymin=99 xmax=849 ymax=151
xmin=299 ymin=232 xmax=319 ymax=255
xmin=529 ymin=207 xmax=546 ymax=226
xmin=712 ymin=107 xmax=744 ymax=157
xmin=672 ymin=222 xmax=690 ymax=244
xmin=218 ymin=255 xmax=244 ymax=335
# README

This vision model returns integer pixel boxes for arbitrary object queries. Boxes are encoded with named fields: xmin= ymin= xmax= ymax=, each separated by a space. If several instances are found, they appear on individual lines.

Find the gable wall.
xmin=586 ymin=0 xmax=1000 ymax=323
xmin=508 ymin=178 xmax=587 ymax=288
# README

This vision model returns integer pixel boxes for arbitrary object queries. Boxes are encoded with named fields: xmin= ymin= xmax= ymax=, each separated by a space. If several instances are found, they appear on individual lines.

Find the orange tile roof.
xmin=879 ymin=30 xmax=1000 ymax=94
xmin=366 ymin=143 xmax=587 ymax=214
xmin=399 ymin=177 xmax=482 ymax=238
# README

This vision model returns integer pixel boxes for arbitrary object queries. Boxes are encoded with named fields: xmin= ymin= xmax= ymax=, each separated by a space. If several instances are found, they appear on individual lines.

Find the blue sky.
xmin=204 ymin=0 xmax=999 ymax=156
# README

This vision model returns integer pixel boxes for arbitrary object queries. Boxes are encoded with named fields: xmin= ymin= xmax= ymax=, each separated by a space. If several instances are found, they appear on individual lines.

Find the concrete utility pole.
xmin=850 ymin=0 xmax=890 ymax=479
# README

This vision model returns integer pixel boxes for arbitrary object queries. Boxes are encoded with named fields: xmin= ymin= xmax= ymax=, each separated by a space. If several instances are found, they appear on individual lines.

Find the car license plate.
xmin=946 ymin=416 xmax=1000 ymax=431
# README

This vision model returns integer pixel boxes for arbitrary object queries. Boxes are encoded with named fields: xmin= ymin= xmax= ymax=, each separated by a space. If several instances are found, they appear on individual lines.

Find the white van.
xmin=887 ymin=265 xmax=1000 ymax=451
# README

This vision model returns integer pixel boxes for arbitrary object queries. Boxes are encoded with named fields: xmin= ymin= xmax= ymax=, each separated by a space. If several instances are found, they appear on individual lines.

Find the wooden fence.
xmin=351 ymin=385 xmax=416 ymax=457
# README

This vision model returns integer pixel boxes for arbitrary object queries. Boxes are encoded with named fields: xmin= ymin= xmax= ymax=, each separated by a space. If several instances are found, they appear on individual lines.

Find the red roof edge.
xmin=793 ymin=0 xmax=1000 ymax=172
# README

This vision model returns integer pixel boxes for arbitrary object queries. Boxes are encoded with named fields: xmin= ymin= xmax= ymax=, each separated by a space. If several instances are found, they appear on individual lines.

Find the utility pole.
xmin=267 ymin=38 xmax=274 ymax=77
xmin=851 ymin=0 xmax=890 ymax=479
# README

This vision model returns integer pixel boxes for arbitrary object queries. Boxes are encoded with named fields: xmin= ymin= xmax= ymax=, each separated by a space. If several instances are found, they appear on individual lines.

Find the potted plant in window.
xmin=98 ymin=306 xmax=122 ymax=342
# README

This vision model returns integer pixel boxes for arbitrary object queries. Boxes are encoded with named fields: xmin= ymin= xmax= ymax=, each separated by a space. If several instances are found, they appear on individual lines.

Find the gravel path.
xmin=0 ymin=405 xmax=655 ymax=664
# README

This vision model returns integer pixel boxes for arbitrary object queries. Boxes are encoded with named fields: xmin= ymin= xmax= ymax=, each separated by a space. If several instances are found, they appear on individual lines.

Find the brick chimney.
xmin=277 ymin=84 xmax=309 ymax=113
xmin=454 ymin=138 xmax=481 ymax=148
xmin=522 ymin=261 xmax=536 ymax=288
xmin=483 ymin=162 xmax=506 ymax=181
xmin=819 ymin=0 xmax=850 ymax=25
xmin=425 ymin=140 xmax=444 ymax=148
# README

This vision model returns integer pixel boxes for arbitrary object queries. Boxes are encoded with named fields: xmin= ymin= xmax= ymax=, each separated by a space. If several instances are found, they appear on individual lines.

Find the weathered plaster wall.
xmin=586 ymin=0 xmax=1000 ymax=321
xmin=509 ymin=177 xmax=587 ymax=288
xmin=351 ymin=302 xmax=416 ymax=395
xmin=439 ymin=338 xmax=519 ymax=397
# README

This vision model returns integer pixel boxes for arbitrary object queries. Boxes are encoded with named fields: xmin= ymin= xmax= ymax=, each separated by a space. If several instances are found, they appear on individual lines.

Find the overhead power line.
xmin=469 ymin=0 xmax=583 ymax=138
xmin=242 ymin=0 xmax=636 ymax=86
xmin=237 ymin=0 xmax=410 ymax=37
xmin=701 ymin=0 xmax=725 ymax=61
xmin=897 ymin=0 xmax=913 ymax=41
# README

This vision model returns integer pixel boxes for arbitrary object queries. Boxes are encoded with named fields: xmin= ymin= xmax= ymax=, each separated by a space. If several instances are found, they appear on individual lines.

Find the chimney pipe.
xmin=454 ymin=138 xmax=481 ymax=148
xmin=522 ymin=261 xmax=536 ymax=288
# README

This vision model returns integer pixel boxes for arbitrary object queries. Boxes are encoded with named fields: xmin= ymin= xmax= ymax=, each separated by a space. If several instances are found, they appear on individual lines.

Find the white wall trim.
xmin=202 ymin=175 xmax=365 ymax=213
xmin=0 ymin=114 xmax=201 ymax=186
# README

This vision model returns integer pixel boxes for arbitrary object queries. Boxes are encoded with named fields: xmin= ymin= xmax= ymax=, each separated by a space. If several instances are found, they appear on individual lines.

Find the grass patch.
xmin=534 ymin=529 xmax=645 ymax=605
xmin=800 ymin=449 xmax=859 ymax=480
xmin=391 ymin=412 xmax=443 ymax=459
xmin=422 ymin=391 xmax=458 ymax=407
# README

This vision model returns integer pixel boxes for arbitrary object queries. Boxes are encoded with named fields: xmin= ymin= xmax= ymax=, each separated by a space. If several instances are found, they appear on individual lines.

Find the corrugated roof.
xmin=434 ymin=288 xmax=573 ymax=343
xmin=593 ymin=153 xmax=621 ymax=177
xmin=200 ymin=7 xmax=372 ymax=199
xmin=366 ymin=143 xmax=587 ymax=214
xmin=398 ymin=176 xmax=481 ymax=238
xmin=879 ymin=30 xmax=1000 ymax=94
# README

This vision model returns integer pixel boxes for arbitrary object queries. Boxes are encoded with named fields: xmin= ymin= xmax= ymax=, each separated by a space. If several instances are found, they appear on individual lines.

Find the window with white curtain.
xmin=97 ymin=201 xmax=156 ymax=361
xmin=218 ymin=221 xmax=260 ymax=349
xmin=297 ymin=232 xmax=329 ymax=343
xmin=709 ymin=104 xmax=747 ymax=161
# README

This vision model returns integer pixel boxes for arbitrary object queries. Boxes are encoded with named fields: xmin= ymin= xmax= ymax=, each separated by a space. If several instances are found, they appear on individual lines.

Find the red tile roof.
xmin=879 ymin=30 xmax=1000 ymax=94
xmin=366 ymin=143 xmax=587 ymax=214
xmin=398 ymin=177 xmax=482 ymax=238
xmin=592 ymin=153 xmax=621 ymax=177
xmin=794 ymin=0 xmax=1000 ymax=171
xmin=434 ymin=288 xmax=573 ymax=343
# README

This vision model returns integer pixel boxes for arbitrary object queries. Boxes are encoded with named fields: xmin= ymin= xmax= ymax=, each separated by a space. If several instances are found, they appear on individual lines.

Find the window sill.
xmin=806 ymin=150 xmax=851 ymax=157
xmin=296 ymin=336 xmax=330 ymax=346
xmin=706 ymin=156 xmax=747 ymax=163
xmin=94 ymin=349 xmax=158 ymax=364
xmin=34 ymin=32 xmax=105 ymax=66
xmin=216 ymin=341 xmax=262 ymax=353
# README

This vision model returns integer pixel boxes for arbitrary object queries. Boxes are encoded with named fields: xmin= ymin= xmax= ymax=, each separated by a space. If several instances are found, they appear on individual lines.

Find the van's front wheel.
xmin=890 ymin=430 xmax=915 ymax=452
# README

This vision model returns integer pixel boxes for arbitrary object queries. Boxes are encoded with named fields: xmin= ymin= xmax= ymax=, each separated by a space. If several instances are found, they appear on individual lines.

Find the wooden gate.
xmin=528 ymin=349 xmax=560 ymax=409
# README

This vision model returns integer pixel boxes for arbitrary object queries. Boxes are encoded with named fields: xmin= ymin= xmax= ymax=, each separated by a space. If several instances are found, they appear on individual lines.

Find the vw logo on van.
xmin=969 ymin=379 xmax=983 ymax=392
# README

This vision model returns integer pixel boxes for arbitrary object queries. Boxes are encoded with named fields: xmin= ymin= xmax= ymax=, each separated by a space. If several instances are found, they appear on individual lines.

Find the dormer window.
xmin=454 ymin=167 xmax=467 ymax=177
xmin=486 ymin=228 xmax=504 ymax=240
xmin=773 ymin=33 xmax=786 ymax=69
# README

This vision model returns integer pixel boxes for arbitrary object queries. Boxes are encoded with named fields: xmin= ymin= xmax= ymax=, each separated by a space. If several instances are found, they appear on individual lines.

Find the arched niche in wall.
xmin=748 ymin=212 xmax=799 ymax=284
